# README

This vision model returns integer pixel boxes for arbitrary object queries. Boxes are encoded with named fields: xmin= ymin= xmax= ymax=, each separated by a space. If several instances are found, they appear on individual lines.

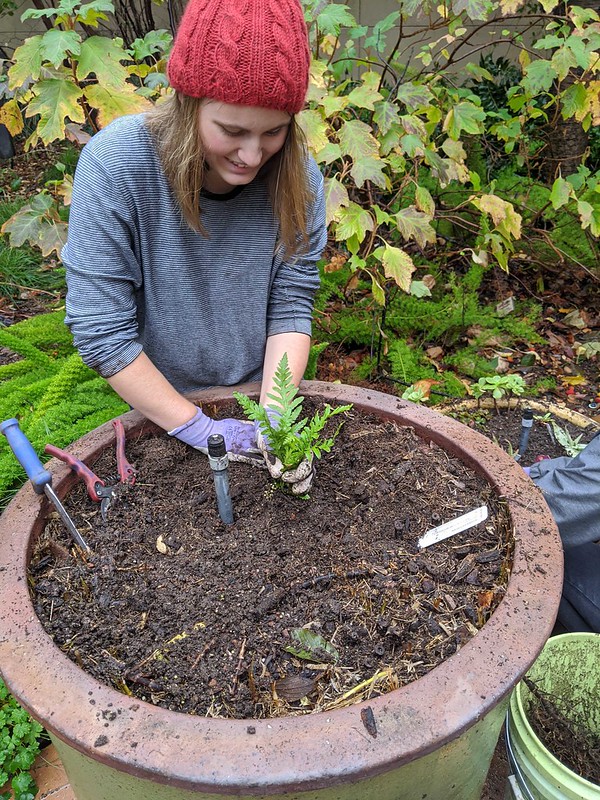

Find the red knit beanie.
xmin=168 ymin=0 xmax=310 ymax=115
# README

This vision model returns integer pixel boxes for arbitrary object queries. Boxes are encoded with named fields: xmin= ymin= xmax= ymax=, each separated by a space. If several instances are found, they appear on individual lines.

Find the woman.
xmin=63 ymin=0 xmax=327 ymax=493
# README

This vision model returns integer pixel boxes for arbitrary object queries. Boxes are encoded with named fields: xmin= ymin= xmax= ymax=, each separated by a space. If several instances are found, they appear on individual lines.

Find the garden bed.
xmin=30 ymin=402 xmax=511 ymax=719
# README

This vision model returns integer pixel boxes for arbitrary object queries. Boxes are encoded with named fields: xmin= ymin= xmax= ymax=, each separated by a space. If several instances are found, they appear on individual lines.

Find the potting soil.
xmin=30 ymin=403 xmax=512 ymax=719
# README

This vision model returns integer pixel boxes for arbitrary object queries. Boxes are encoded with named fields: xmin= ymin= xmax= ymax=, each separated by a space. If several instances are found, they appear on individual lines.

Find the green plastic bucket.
xmin=506 ymin=632 xmax=600 ymax=800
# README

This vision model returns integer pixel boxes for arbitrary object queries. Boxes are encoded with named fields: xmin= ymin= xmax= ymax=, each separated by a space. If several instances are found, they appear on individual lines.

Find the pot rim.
xmin=0 ymin=381 xmax=563 ymax=794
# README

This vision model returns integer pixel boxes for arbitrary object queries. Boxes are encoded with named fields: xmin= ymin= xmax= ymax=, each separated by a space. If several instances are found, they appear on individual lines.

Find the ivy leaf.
xmin=351 ymin=155 xmax=388 ymax=190
xmin=443 ymin=101 xmax=486 ymax=139
xmin=314 ymin=4 xmax=356 ymax=36
xmin=8 ymin=36 xmax=44 ymax=89
xmin=0 ymin=98 xmax=24 ymax=136
xmin=551 ymin=45 xmax=578 ymax=81
xmin=393 ymin=206 xmax=437 ymax=248
xmin=347 ymin=71 xmax=383 ymax=111
xmin=499 ymin=0 xmax=527 ymax=12
xmin=373 ymin=244 xmax=415 ymax=293
xmin=77 ymin=36 xmax=132 ymax=88
xmin=26 ymin=79 xmax=85 ymax=144
xmin=1 ymin=193 xmax=53 ymax=248
xmin=549 ymin=177 xmax=573 ymax=210
xmin=589 ymin=81 xmax=600 ymax=124
xmin=297 ymin=108 xmax=329 ymax=155
xmin=337 ymin=118 xmax=380 ymax=162
xmin=84 ymin=84 xmax=153 ymax=128
xmin=522 ymin=60 xmax=557 ymax=94
xmin=323 ymin=176 xmax=349 ymax=225
xmin=452 ymin=0 xmax=490 ymax=20
xmin=396 ymin=81 xmax=434 ymax=111
xmin=40 ymin=29 xmax=81 ymax=67
xmin=335 ymin=201 xmax=374 ymax=245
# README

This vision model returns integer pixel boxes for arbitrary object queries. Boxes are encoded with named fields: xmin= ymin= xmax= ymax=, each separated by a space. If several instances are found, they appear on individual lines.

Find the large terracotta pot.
xmin=0 ymin=382 xmax=563 ymax=800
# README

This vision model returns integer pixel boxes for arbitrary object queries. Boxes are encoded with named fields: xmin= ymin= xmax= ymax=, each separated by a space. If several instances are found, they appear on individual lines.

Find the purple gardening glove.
xmin=169 ymin=407 xmax=263 ymax=466
xmin=254 ymin=409 xmax=315 ymax=495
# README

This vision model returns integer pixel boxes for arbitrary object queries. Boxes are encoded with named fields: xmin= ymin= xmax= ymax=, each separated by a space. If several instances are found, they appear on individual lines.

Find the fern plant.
xmin=234 ymin=354 xmax=351 ymax=472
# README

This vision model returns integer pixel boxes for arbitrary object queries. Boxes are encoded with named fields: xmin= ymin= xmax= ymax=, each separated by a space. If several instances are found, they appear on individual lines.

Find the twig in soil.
xmin=191 ymin=638 xmax=216 ymax=669
xmin=255 ymin=569 xmax=374 ymax=617
xmin=231 ymin=638 xmax=247 ymax=696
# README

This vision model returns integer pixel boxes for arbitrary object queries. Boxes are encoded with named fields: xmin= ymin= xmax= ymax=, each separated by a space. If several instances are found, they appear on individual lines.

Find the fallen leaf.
xmin=560 ymin=375 xmax=587 ymax=386
xmin=426 ymin=346 xmax=444 ymax=359
xmin=156 ymin=535 xmax=168 ymax=554
xmin=275 ymin=674 xmax=318 ymax=702
xmin=412 ymin=378 xmax=440 ymax=399
xmin=562 ymin=309 xmax=587 ymax=329
xmin=477 ymin=590 xmax=495 ymax=610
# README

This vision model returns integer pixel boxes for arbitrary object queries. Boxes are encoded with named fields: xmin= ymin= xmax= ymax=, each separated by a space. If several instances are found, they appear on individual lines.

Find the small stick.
xmin=231 ymin=638 xmax=247 ymax=696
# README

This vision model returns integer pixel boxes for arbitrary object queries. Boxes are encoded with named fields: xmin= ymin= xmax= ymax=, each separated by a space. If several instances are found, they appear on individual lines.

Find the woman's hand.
xmin=169 ymin=407 xmax=263 ymax=465
xmin=254 ymin=414 xmax=315 ymax=495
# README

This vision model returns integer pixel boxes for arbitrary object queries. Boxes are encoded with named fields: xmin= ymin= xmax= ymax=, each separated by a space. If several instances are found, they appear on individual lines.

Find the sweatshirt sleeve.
xmin=266 ymin=159 xmax=326 ymax=337
xmin=62 ymin=142 xmax=144 ymax=378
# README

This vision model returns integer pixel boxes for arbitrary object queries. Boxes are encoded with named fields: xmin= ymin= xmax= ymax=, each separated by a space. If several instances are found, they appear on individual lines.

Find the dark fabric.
xmin=529 ymin=432 xmax=600 ymax=549
xmin=529 ymin=434 xmax=600 ymax=633
xmin=557 ymin=543 xmax=600 ymax=633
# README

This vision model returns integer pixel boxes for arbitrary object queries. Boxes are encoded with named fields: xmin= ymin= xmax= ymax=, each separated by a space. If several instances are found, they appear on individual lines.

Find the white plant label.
xmin=417 ymin=505 xmax=489 ymax=550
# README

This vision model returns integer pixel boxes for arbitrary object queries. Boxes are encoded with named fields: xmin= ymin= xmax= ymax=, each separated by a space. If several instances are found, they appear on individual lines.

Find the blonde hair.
xmin=145 ymin=93 xmax=313 ymax=258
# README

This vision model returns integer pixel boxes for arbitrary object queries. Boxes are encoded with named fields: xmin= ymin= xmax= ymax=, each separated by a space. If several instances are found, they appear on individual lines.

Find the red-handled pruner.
xmin=44 ymin=421 xmax=136 ymax=520
xmin=112 ymin=419 xmax=136 ymax=486
xmin=43 ymin=445 xmax=116 ymax=520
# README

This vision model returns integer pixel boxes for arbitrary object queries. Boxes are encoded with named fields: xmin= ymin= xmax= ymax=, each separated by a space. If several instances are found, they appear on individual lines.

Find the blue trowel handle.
xmin=0 ymin=418 xmax=52 ymax=495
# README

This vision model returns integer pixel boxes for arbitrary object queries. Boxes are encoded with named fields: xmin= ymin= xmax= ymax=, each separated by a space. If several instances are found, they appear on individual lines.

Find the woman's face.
xmin=198 ymin=101 xmax=291 ymax=194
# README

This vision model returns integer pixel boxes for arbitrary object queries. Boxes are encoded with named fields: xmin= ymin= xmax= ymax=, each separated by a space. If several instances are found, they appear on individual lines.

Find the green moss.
xmin=0 ymin=312 xmax=128 ymax=506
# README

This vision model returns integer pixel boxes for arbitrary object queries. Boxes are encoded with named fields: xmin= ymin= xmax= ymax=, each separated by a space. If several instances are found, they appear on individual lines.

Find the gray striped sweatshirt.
xmin=63 ymin=114 xmax=326 ymax=393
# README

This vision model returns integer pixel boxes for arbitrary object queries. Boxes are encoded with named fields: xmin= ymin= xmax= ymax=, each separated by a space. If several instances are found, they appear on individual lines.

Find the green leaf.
xmin=410 ymin=280 xmax=433 ymax=297
xmin=314 ymin=3 xmax=356 ymax=36
xmin=40 ymin=29 xmax=81 ymax=67
xmin=369 ymin=272 xmax=386 ymax=305
xmin=372 ymin=100 xmax=402 ymax=135
xmin=577 ymin=200 xmax=600 ymax=237
xmin=76 ymin=0 xmax=115 ymax=26
xmin=347 ymin=71 xmax=383 ymax=111
xmin=452 ymin=0 xmax=490 ymax=20
xmin=130 ymin=29 xmax=172 ymax=60
xmin=560 ymin=82 xmax=588 ymax=121
xmin=443 ymin=101 xmax=486 ymax=139
xmin=395 ymin=81 xmax=434 ymax=111
xmin=373 ymin=244 xmax=415 ymax=293
xmin=26 ymin=79 xmax=85 ymax=144
xmin=415 ymin=185 xmax=436 ymax=217
xmin=323 ymin=175 xmax=349 ymax=225
xmin=8 ymin=36 xmax=44 ymax=88
xmin=550 ymin=45 xmax=578 ymax=81
xmin=350 ymin=155 xmax=388 ymax=189
xmin=337 ymin=118 xmax=380 ymax=162
xmin=77 ymin=36 xmax=131 ymax=89
xmin=549 ymin=177 xmax=572 ymax=210
xmin=522 ymin=60 xmax=557 ymax=94
xmin=393 ymin=206 xmax=436 ymax=248
xmin=335 ymin=201 xmax=374 ymax=244
xmin=285 ymin=628 xmax=339 ymax=663
xmin=297 ymin=108 xmax=329 ymax=155
xmin=83 ymin=84 xmax=152 ymax=128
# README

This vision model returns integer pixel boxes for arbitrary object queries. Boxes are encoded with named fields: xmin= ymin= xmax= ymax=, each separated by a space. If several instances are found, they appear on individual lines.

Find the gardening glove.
xmin=168 ymin=407 xmax=264 ymax=466
xmin=254 ymin=409 xmax=315 ymax=495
